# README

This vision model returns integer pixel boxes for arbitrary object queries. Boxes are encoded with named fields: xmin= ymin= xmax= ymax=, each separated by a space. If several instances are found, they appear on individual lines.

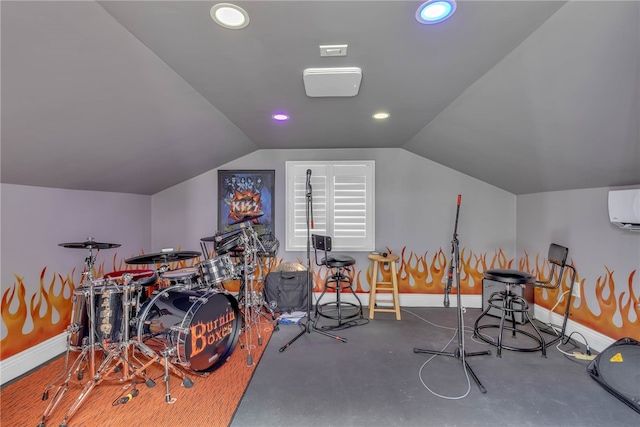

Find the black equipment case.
xmin=263 ymin=271 xmax=309 ymax=313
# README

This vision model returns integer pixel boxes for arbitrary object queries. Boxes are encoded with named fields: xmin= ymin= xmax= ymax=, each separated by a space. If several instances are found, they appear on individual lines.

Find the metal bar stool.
xmin=473 ymin=244 xmax=574 ymax=358
xmin=474 ymin=269 xmax=545 ymax=357
xmin=312 ymin=234 xmax=363 ymax=325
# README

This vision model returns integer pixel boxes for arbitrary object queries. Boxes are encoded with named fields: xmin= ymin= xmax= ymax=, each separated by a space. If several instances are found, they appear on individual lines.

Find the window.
xmin=285 ymin=160 xmax=375 ymax=251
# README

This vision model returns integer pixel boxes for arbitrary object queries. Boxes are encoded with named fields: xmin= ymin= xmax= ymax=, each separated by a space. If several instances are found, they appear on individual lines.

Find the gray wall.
xmin=517 ymin=187 xmax=640 ymax=329
xmin=152 ymin=148 xmax=516 ymax=291
xmin=1 ymin=184 xmax=152 ymax=296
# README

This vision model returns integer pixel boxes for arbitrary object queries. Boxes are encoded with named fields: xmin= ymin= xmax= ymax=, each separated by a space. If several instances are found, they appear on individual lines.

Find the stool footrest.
xmin=316 ymin=301 xmax=362 ymax=323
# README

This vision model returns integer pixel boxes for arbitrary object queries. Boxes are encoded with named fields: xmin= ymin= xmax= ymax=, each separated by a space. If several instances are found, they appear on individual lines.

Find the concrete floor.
xmin=231 ymin=306 xmax=639 ymax=427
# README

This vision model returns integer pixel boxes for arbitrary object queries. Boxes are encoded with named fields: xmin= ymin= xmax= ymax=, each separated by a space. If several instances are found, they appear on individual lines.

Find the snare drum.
xmin=198 ymin=255 xmax=235 ymax=288
xmin=136 ymin=286 xmax=241 ymax=372
xmin=161 ymin=267 xmax=201 ymax=289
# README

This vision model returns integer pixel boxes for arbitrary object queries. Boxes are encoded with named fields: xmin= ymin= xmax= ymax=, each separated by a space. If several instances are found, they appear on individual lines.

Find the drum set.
xmin=38 ymin=219 xmax=278 ymax=427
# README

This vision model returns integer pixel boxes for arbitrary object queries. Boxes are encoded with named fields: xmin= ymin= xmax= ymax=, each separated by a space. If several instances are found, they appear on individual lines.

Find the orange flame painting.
xmin=2 ymin=247 xmax=638 ymax=360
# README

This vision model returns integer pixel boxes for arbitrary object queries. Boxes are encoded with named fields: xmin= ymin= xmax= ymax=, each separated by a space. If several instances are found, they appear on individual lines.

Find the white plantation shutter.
xmin=286 ymin=161 xmax=374 ymax=251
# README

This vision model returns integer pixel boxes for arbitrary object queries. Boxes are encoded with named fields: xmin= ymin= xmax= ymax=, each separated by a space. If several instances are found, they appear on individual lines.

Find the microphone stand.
xmin=413 ymin=195 xmax=490 ymax=394
xmin=280 ymin=172 xmax=345 ymax=352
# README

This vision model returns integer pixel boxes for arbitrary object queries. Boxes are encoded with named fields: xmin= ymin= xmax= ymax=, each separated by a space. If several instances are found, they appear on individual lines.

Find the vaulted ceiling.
xmin=2 ymin=1 xmax=638 ymax=195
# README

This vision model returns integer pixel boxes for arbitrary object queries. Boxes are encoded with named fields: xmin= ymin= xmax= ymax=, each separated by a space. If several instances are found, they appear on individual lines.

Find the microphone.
xmin=444 ymin=194 xmax=461 ymax=308
xmin=306 ymin=169 xmax=314 ymax=228
xmin=119 ymin=388 xmax=139 ymax=404
xmin=444 ymin=267 xmax=453 ymax=308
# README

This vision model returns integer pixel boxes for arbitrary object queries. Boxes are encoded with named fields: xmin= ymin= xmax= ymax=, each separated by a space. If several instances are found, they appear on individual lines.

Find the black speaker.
xmin=587 ymin=337 xmax=640 ymax=414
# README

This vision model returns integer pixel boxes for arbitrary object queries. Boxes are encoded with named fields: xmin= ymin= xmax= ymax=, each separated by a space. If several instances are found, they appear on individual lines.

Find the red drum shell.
xmin=104 ymin=269 xmax=157 ymax=287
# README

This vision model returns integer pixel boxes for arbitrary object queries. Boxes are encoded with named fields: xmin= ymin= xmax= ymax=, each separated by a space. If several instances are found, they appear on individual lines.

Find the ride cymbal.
xmin=58 ymin=240 xmax=121 ymax=250
xmin=125 ymin=250 xmax=201 ymax=265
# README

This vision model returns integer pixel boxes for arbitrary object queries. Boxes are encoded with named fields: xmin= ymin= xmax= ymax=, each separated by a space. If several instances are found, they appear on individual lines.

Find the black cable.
xmin=565 ymin=331 xmax=591 ymax=355
xmin=112 ymin=384 xmax=139 ymax=406
xmin=317 ymin=318 xmax=369 ymax=331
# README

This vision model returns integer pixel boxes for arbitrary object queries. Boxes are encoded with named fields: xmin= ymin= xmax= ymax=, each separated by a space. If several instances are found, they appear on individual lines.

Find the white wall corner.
xmin=0 ymin=332 xmax=67 ymax=385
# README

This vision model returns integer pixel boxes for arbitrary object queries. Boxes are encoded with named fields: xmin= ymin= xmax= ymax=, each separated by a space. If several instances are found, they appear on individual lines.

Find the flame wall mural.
xmin=2 ymin=247 xmax=638 ymax=360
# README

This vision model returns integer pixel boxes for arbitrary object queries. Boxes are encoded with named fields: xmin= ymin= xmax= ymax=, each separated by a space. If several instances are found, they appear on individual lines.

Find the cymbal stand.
xmin=237 ymin=224 xmax=277 ymax=365
xmin=82 ymin=244 xmax=99 ymax=380
xmin=38 ymin=321 xmax=94 ymax=427
xmin=39 ymin=246 xmax=102 ymax=427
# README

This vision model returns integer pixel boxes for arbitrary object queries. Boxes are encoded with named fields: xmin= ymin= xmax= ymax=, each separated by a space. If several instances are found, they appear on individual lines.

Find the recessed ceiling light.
xmin=272 ymin=113 xmax=289 ymax=121
xmin=373 ymin=112 xmax=390 ymax=120
xmin=416 ymin=0 xmax=457 ymax=25
xmin=210 ymin=3 xmax=250 ymax=29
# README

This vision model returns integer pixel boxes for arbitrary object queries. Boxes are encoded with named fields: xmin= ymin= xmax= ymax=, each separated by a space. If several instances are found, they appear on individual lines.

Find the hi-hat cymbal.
xmin=229 ymin=213 xmax=264 ymax=225
xmin=200 ymin=229 xmax=243 ymax=242
xmin=125 ymin=250 xmax=201 ymax=265
xmin=59 ymin=240 xmax=121 ymax=250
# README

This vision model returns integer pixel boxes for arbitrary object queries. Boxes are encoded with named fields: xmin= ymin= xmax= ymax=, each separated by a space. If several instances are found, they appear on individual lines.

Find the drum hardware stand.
xmin=38 ymin=328 xmax=95 ymax=427
xmin=413 ymin=195 xmax=490 ymax=394
xmin=39 ymin=246 xmax=102 ymax=426
xmin=38 ymin=274 xmax=192 ymax=427
xmin=39 ymin=239 xmax=117 ymax=427
xmin=236 ymin=224 xmax=278 ymax=365
xmin=280 ymin=169 xmax=346 ymax=352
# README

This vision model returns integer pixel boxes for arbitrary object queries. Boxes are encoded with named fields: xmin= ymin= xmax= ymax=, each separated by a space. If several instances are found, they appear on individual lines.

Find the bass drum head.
xmin=137 ymin=287 xmax=241 ymax=372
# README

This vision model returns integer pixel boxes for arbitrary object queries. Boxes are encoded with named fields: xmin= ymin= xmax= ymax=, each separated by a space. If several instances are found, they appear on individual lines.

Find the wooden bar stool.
xmin=368 ymin=253 xmax=401 ymax=320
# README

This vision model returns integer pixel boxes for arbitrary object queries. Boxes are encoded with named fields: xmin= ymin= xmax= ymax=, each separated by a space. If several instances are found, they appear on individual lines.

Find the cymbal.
xmin=125 ymin=250 xmax=201 ymax=265
xmin=200 ymin=229 xmax=243 ymax=242
xmin=229 ymin=213 xmax=264 ymax=225
xmin=59 ymin=240 xmax=121 ymax=250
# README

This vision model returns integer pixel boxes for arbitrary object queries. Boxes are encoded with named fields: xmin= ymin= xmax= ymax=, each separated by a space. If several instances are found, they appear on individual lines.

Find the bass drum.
xmin=136 ymin=286 xmax=241 ymax=372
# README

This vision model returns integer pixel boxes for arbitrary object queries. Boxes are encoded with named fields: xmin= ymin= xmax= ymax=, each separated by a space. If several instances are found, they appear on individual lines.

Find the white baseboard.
xmin=533 ymin=304 xmax=615 ymax=353
xmin=0 ymin=332 xmax=67 ymax=385
xmin=311 ymin=292 xmax=482 ymax=309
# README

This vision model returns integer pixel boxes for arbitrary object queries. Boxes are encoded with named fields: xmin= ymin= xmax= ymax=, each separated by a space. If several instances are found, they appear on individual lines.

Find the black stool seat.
xmin=322 ymin=255 xmax=356 ymax=269
xmin=474 ymin=269 xmax=546 ymax=357
xmin=484 ymin=269 xmax=535 ymax=284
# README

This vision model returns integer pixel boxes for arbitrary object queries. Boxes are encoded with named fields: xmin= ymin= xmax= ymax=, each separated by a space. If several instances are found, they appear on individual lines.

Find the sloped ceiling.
xmin=2 ymin=1 xmax=638 ymax=195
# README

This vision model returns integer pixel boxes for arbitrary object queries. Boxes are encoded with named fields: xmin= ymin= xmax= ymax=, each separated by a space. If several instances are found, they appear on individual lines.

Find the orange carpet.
xmin=1 ymin=320 xmax=273 ymax=427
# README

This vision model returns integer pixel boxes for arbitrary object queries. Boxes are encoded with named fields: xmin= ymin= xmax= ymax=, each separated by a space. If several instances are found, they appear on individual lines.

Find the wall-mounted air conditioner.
xmin=608 ymin=189 xmax=640 ymax=231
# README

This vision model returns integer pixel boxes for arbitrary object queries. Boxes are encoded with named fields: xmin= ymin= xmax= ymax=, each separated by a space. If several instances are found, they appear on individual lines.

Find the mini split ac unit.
xmin=608 ymin=189 xmax=640 ymax=231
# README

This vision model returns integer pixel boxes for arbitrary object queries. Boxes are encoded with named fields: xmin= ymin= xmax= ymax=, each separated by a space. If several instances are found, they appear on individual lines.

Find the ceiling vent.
xmin=303 ymin=67 xmax=362 ymax=97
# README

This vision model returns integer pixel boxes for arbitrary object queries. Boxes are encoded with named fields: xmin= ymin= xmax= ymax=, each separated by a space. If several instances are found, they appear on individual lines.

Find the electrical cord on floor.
xmin=405 ymin=307 xmax=474 ymax=400
xmin=537 ymin=290 xmax=595 ymax=361
xmin=316 ymin=317 xmax=370 ymax=331
xmin=112 ymin=383 xmax=139 ymax=406
xmin=402 ymin=308 xmax=495 ymax=346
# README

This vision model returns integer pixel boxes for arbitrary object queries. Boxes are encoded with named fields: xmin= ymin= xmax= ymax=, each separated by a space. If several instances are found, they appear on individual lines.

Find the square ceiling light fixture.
xmin=303 ymin=67 xmax=362 ymax=97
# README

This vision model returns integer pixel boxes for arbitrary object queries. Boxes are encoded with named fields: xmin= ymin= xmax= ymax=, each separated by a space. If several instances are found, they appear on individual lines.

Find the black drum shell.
xmin=69 ymin=284 xmax=125 ymax=348
xmin=136 ymin=286 xmax=241 ymax=372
